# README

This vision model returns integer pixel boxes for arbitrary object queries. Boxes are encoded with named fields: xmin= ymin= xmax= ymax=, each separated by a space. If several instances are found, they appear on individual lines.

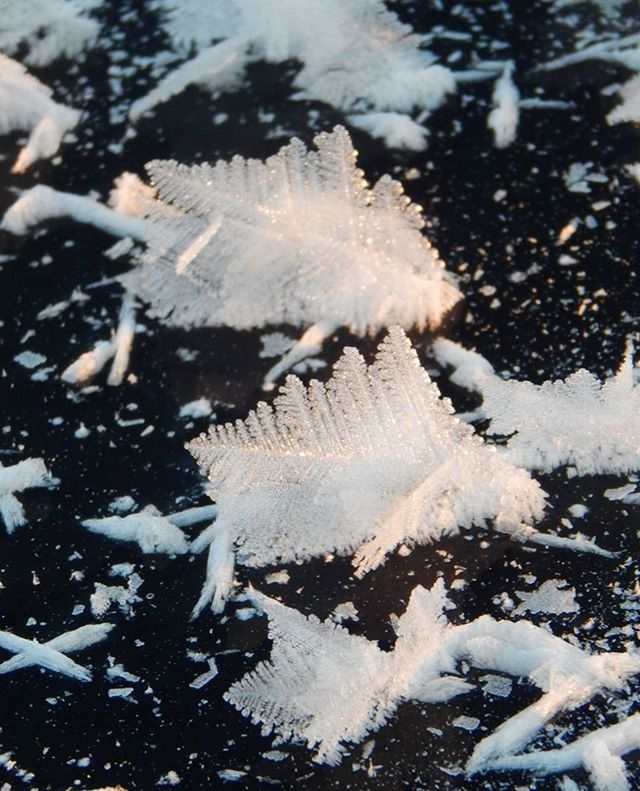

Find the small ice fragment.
xmin=107 ymin=663 xmax=141 ymax=683
xmin=513 ymin=579 xmax=579 ymax=616
xmin=604 ymin=483 xmax=637 ymax=501
xmin=74 ymin=423 xmax=90 ymax=439
xmin=263 ymin=751 xmax=288 ymax=762
xmin=37 ymin=301 xmax=69 ymax=320
xmin=109 ymin=495 xmax=136 ymax=514
xmin=108 ymin=686 xmax=134 ymax=699
xmin=157 ymin=770 xmax=181 ymax=786
xmin=218 ymin=769 xmax=247 ymax=782
xmin=568 ymin=504 xmax=588 ymax=518
xmin=480 ymin=674 xmax=512 ymax=698
xmin=189 ymin=658 xmax=218 ymax=690
xmin=331 ymin=602 xmax=359 ymax=624
xmin=259 ymin=333 xmax=295 ymax=359
xmin=557 ymin=219 xmax=579 ymax=245
xmin=14 ymin=351 xmax=46 ymax=369
xmin=179 ymin=399 xmax=212 ymax=419
xmin=109 ymin=562 xmax=136 ymax=579
xmin=452 ymin=716 xmax=480 ymax=731
xmin=264 ymin=570 xmax=290 ymax=586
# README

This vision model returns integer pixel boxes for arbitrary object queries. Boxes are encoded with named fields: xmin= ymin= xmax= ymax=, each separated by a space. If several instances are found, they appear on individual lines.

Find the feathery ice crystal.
xmin=0 ymin=456 xmax=58 ymax=532
xmin=122 ymin=126 xmax=461 ymax=385
xmin=434 ymin=338 xmax=640 ymax=475
xmin=1 ymin=127 xmax=460 ymax=387
xmin=187 ymin=328 xmax=608 ymax=617
xmin=121 ymin=126 xmax=459 ymax=335
xmin=130 ymin=0 xmax=455 ymax=150
xmin=0 ymin=54 xmax=80 ymax=172
xmin=227 ymin=581 xmax=640 ymax=770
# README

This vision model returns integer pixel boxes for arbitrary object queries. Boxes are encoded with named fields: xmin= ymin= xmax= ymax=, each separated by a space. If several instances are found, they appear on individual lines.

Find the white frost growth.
xmin=513 ymin=579 xmax=579 ymax=616
xmin=0 ymin=54 xmax=81 ymax=172
xmin=188 ymin=327 xmax=558 ymax=615
xmin=227 ymin=582 xmax=640 ymax=767
xmin=0 ymin=457 xmax=57 ymax=532
xmin=347 ymin=112 xmax=429 ymax=151
xmin=434 ymin=337 xmax=640 ymax=476
xmin=1 ymin=183 xmax=150 ymax=240
xmin=0 ymin=0 xmax=99 ymax=67
xmin=226 ymin=582 xmax=473 ymax=765
xmin=132 ymin=0 xmax=455 ymax=143
xmin=482 ymin=713 xmax=640 ymax=790
xmin=487 ymin=62 xmax=519 ymax=148
xmin=464 ymin=642 xmax=640 ymax=776
xmin=82 ymin=506 xmax=189 ymax=555
xmin=0 ymin=623 xmax=113 ymax=682
xmin=122 ymin=127 xmax=460 ymax=384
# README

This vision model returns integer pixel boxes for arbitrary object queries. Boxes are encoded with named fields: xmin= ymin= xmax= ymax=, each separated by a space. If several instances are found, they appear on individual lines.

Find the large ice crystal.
xmin=187 ymin=328 xmax=604 ymax=616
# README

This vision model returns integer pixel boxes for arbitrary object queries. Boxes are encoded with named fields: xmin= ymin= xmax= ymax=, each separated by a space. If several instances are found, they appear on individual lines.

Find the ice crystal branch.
xmin=1 ymin=176 xmax=151 ymax=240
xmin=0 ymin=623 xmax=114 ymax=682
xmin=81 ymin=503 xmax=217 ymax=555
xmin=123 ymin=127 xmax=458 ymax=333
xmin=0 ymin=54 xmax=80 ymax=172
xmin=0 ymin=457 xmax=58 ymax=533
xmin=434 ymin=338 xmax=640 ymax=475
xmin=187 ymin=327 xmax=607 ymax=615
xmin=482 ymin=713 xmax=640 ymax=789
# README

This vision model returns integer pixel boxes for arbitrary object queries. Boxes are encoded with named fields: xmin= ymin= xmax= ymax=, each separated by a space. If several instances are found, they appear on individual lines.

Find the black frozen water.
xmin=0 ymin=1 xmax=639 ymax=788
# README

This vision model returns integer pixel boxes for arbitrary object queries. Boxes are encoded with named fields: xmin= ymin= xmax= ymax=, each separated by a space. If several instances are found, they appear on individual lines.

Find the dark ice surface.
xmin=0 ymin=1 xmax=639 ymax=789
